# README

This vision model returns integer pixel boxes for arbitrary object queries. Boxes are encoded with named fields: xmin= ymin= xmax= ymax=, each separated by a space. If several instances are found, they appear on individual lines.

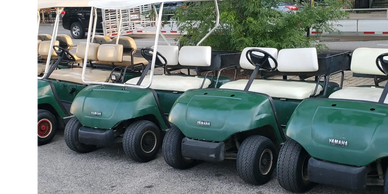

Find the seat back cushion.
xmin=97 ymin=44 xmax=123 ymax=62
xmin=277 ymin=47 xmax=319 ymax=72
xmin=239 ymin=47 xmax=278 ymax=70
xmin=56 ymin=34 xmax=73 ymax=48
xmin=157 ymin=45 xmax=179 ymax=66
xmin=38 ymin=34 xmax=52 ymax=41
xmin=34 ymin=40 xmax=42 ymax=55
xmin=178 ymin=46 xmax=212 ymax=67
xmin=113 ymin=36 xmax=137 ymax=51
xmin=76 ymin=42 xmax=100 ymax=61
xmin=38 ymin=40 xmax=59 ymax=57
xmin=350 ymin=47 xmax=388 ymax=76
xmin=93 ymin=35 xmax=113 ymax=44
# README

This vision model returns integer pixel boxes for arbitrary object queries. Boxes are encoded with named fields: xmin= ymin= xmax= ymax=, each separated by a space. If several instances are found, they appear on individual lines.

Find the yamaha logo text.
xmin=197 ymin=120 xmax=211 ymax=126
xmin=329 ymin=138 xmax=348 ymax=147
xmin=91 ymin=111 xmax=102 ymax=116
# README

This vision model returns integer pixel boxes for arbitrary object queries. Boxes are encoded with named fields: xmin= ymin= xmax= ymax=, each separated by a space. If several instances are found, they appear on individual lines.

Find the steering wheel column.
xmin=244 ymin=49 xmax=278 ymax=91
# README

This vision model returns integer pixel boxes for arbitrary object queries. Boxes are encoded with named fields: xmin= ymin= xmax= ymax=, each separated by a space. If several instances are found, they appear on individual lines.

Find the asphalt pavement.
xmin=38 ymin=130 xmax=383 ymax=194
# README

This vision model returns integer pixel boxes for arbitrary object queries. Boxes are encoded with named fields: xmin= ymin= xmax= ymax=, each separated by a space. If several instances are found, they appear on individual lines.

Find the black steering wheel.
xmin=246 ymin=48 xmax=278 ymax=72
xmin=53 ymin=45 xmax=76 ymax=61
xmin=141 ymin=47 xmax=167 ymax=68
xmin=376 ymin=52 xmax=388 ymax=75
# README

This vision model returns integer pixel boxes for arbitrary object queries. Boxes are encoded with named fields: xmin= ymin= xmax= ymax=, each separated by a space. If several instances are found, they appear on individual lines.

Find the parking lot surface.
xmin=39 ymin=129 xmax=383 ymax=194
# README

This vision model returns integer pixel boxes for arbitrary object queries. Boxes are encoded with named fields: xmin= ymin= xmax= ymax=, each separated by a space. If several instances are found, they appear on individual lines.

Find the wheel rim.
xmin=38 ymin=119 xmax=52 ymax=138
xmin=72 ymin=26 xmax=80 ymax=36
xmin=301 ymin=155 xmax=309 ymax=182
xmin=140 ymin=131 xmax=157 ymax=154
xmin=259 ymin=148 xmax=273 ymax=175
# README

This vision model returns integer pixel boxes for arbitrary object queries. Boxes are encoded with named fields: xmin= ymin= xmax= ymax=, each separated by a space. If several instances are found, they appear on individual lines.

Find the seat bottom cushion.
xmin=329 ymin=86 xmax=387 ymax=103
xmin=126 ymin=74 xmax=211 ymax=92
xmin=220 ymin=79 xmax=323 ymax=100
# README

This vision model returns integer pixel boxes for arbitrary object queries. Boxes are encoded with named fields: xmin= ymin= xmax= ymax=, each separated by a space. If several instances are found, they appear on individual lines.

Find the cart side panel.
xmin=38 ymin=79 xmax=68 ymax=118
xmin=169 ymin=89 xmax=284 ymax=143
xmin=286 ymin=98 xmax=388 ymax=166
xmin=71 ymin=85 xmax=168 ymax=129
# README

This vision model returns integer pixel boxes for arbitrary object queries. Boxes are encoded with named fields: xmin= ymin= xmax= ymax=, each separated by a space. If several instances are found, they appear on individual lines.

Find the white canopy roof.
xmin=38 ymin=0 xmax=93 ymax=9
xmin=88 ymin=0 xmax=215 ymax=9
xmin=38 ymin=0 xmax=216 ymax=10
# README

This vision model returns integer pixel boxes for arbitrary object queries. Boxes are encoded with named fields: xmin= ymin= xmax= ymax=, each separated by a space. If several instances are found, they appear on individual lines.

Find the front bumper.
xmin=308 ymin=157 xmax=367 ymax=190
xmin=79 ymin=127 xmax=114 ymax=147
xmin=181 ymin=137 xmax=225 ymax=162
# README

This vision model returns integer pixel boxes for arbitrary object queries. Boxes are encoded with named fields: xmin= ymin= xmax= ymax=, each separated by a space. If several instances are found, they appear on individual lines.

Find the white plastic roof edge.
xmin=38 ymin=0 xmax=218 ymax=10
xmin=88 ymin=0 xmax=216 ymax=9
xmin=38 ymin=0 xmax=93 ymax=9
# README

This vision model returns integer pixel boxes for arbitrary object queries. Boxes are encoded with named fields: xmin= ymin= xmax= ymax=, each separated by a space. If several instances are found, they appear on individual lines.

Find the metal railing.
xmin=342 ymin=8 xmax=388 ymax=18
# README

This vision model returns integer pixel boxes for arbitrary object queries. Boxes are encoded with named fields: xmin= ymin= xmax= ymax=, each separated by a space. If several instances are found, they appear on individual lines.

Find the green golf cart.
xmin=162 ymin=47 xmax=351 ymax=185
xmin=37 ymin=0 xmax=145 ymax=145
xmin=277 ymin=47 xmax=388 ymax=193
xmin=64 ymin=0 xmax=239 ymax=162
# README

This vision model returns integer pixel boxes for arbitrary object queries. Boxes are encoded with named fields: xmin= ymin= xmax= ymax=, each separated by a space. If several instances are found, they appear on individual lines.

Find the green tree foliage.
xmin=174 ymin=0 xmax=349 ymax=51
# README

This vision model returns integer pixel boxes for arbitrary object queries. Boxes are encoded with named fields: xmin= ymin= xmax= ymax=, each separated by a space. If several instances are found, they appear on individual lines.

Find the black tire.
xmin=162 ymin=125 xmax=196 ymax=169
xmin=64 ymin=117 xmax=97 ymax=153
xmin=70 ymin=22 xmax=85 ymax=39
xmin=277 ymin=138 xmax=314 ymax=193
xmin=38 ymin=109 xmax=58 ymax=145
xmin=236 ymin=135 xmax=276 ymax=185
xmin=384 ymin=166 xmax=388 ymax=194
xmin=122 ymin=120 xmax=161 ymax=162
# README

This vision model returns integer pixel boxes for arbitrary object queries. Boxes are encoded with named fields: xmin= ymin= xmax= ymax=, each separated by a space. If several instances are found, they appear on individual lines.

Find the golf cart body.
xmin=37 ymin=0 xmax=145 ymax=145
xmin=164 ymin=46 xmax=351 ymax=185
xmin=277 ymin=48 xmax=388 ymax=193
xmin=65 ymin=0 xmax=240 ymax=163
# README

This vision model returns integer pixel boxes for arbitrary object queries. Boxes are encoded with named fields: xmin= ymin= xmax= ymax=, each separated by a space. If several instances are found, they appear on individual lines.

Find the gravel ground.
xmin=38 ymin=130 xmax=383 ymax=194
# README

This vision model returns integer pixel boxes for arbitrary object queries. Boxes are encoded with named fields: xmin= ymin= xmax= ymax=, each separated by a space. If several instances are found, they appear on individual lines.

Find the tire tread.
xmin=236 ymin=135 xmax=276 ymax=185
xmin=122 ymin=120 xmax=161 ymax=163
xmin=277 ymin=138 xmax=313 ymax=192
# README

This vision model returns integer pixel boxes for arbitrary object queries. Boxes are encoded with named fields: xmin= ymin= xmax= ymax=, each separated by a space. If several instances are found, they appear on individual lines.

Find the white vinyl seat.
xmin=49 ymin=67 xmax=112 ymax=84
xmin=329 ymin=87 xmax=387 ymax=103
xmin=56 ymin=34 xmax=75 ymax=50
xmin=93 ymin=36 xmax=148 ymax=67
xmin=220 ymin=47 xmax=322 ymax=100
xmin=127 ymin=74 xmax=211 ymax=92
xmin=34 ymin=40 xmax=42 ymax=58
xmin=48 ymin=43 xmax=114 ymax=84
xmin=221 ymin=79 xmax=321 ymax=100
xmin=329 ymin=47 xmax=388 ymax=103
xmin=38 ymin=34 xmax=52 ymax=41
xmin=38 ymin=40 xmax=59 ymax=75
xmin=126 ymin=46 xmax=212 ymax=92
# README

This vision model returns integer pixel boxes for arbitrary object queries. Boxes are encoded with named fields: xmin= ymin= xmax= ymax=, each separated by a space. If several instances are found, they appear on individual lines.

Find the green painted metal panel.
xmin=71 ymin=85 xmax=168 ymax=130
xmin=273 ymin=99 xmax=300 ymax=127
xmin=169 ymin=89 xmax=283 ymax=142
xmin=271 ymin=81 xmax=340 ymax=126
xmin=286 ymin=98 xmax=388 ymax=166
xmin=50 ymin=80 xmax=86 ymax=103
xmin=37 ymin=79 xmax=67 ymax=118
xmin=210 ymin=76 xmax=231 ymax=88
xmin=156 ymin=90 xmax=182 ymax=114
